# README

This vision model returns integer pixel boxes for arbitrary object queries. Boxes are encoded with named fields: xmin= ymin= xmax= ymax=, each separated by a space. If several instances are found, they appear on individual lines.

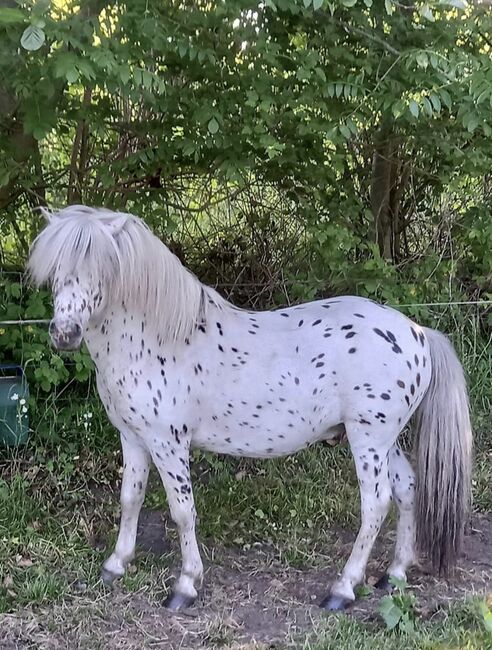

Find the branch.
xmin=329 ymin=18 xmax=401 ymax=57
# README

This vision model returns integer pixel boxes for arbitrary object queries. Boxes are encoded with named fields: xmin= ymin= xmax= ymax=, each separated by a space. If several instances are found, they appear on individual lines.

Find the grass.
xmin=0 ymin=328 xmax=491 ymax=648
xmin=297 ymin=600 xmax=492 ymax=650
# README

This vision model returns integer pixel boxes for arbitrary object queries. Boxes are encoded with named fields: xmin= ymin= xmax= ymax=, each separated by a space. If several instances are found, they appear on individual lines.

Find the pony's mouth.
xmin=51 ymin=337 xmax=82 ymax=352
xmin=49 ymin=320 xmax=83 ymax=351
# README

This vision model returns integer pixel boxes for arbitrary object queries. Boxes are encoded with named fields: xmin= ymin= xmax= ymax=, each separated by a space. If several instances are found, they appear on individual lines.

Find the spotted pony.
xmin=28 ymin=206 xmax=473 ymax=611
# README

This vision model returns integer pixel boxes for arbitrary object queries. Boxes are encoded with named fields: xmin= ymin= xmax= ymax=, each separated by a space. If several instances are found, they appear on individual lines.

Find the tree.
xmin=1 ymin=0 xmax=491 ymax=299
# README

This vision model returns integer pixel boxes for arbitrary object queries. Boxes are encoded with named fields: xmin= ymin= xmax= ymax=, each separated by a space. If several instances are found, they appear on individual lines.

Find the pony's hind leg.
xmin=376 ymin=444 xmax=416 ymax=589
xmin=150 ymin=441 xmax=203 ymax=610
xmin=320 ymin=422 xmax=397 ymax=610
xmin=102 ymin=433 xmax=151 ymax=584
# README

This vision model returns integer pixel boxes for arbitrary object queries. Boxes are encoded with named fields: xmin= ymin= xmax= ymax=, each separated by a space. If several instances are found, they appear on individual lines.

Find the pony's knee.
xmin=120 ymin=482 xmax=146 ymax=510
xmin=169 ymin=502 xmax=195 ymax=530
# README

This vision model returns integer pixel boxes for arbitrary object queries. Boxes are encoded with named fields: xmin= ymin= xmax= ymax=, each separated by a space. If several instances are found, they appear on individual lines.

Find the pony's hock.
xmin=28 ymin=205 xmax=473 ymax=611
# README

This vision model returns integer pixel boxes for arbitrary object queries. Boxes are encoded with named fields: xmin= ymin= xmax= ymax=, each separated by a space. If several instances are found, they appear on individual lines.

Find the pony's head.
xmin=28 ymin=206 xmax=133 ymax=350
xmin=47 ymin=270 xmax=99 ymax=350
xmin=28 ymin=206 xmax=216 ymax=351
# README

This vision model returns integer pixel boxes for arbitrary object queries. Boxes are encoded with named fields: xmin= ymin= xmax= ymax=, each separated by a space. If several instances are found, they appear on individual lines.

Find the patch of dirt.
xmin=1 ymin=510 xmax=491 ymax=649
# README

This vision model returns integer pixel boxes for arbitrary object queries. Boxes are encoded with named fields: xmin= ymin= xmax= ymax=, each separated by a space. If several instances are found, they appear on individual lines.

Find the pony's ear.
xmin=105 ymin=214 xmax=129 ymax=238
xmin=38 ymin=207 xmax=55 ymax=223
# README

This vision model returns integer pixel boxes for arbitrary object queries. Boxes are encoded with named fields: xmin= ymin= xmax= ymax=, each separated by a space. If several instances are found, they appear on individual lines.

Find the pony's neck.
xmin=82 ymin=296 xmax=204 ymax=368
xmin=82 ymin=281 xmax=233 ymax=369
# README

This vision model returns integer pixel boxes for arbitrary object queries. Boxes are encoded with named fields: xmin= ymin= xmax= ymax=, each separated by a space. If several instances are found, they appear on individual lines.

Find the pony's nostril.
xmin=49 ymin=321 xmax=56 ymax=335
xmin=73 ymin=323 xmax=82 ymax=337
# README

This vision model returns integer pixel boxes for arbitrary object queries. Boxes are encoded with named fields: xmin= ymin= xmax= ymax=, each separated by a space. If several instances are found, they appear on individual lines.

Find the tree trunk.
xmin=370 ymin=128 xmax=409 ymax=262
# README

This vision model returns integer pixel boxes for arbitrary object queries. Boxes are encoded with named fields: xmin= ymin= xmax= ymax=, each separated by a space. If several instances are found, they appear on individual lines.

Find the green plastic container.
xmin=0 ymin=365 xmax=29 ymax=447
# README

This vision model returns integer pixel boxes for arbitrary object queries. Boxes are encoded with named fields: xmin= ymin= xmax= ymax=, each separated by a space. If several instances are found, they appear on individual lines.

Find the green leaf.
xmin=118 ymin=65 xmax=131 ymax=84
xmin=420 ymin=4 xmax=435 ymax=21
xmin=409 ymin=99 xmax=419 ymax=118
xmin=346 ymin=117 xmax=358 ymax=134
xmin=423 ymin=96 xmax=433 ymax=116
xmin=379 ymin=596 xmax=403 ymax=629
xmin=0 ymin=7 xmax=25 ymax=24
xmin=65 ymin=67 xmax=79 ymax=83
xmin=440 ymin=89 xmax=452 ymax=110
xmin=342 ymin=0 xmax=358 ymax=6
xmin=466 ymin=113 xmax=479 ymax=133
xmin=446 ymin=0 xmax=467 ymax=8
xmin=476 ymin=89 xmax=489 ymax=105
xmin=339 ymin=124 xmax=351 ymax=139
xmin=416 ymin=52 xmax=428 ymax=69
xmin=313 ymin=0 xmax=324 ymax=9
xmin=399 ymin=612 xmax=415 ymax=634
xmin=388 ymin=576 xmax=407 ymax=591
xmin=33 ymin=0 xmax=51 ymax=15
xmin=430 ymin=93 xmax=441 ymax=113
xmin=77 ymin=59 xmax=96 ymax=81
xmin=303 ymin=0 xmax=312 ymax=7
xmin=208 ymin=117 xmax=219 ymax=134
xmin=20 ymin=25 xmax=45 ymax=51
xmin=384 ymin=0 xmax=394 ymax=14
xmin=392 ymin=99 xmax=405 ymax=118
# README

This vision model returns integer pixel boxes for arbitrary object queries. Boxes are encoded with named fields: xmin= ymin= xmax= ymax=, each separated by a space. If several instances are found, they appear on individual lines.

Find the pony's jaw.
xmin=49 ymin=317 xmax=83 ymax=351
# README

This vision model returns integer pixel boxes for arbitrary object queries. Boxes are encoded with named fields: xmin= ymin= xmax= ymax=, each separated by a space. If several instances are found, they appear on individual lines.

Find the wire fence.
xmin=1 ymin=298 xmax=492 ymax=326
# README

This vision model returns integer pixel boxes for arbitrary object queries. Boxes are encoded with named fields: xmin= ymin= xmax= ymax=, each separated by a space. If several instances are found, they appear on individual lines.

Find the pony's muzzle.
xmin=49 ymin=318 xmax=83 ymax=351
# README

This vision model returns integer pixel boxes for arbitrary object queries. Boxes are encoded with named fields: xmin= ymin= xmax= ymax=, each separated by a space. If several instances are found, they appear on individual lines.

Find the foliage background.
xmin=0 ymin=0 xmax=491 ymax=434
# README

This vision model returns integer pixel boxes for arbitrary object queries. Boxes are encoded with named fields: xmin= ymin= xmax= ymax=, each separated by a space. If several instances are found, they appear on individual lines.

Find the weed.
xmin=378 ymin=577 xmax=417 ymax=634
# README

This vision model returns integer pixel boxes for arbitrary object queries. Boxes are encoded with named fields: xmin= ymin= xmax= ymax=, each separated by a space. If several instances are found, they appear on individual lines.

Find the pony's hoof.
xmin=319 ymin=594 xmax=353 ymax=611
xmin=100 ymin=568 xmax=120 ymax=586
xmin=375 ymin=574 xmax=393 ymax=591
xmin=164 ymin=591 xmax=196 ymax=611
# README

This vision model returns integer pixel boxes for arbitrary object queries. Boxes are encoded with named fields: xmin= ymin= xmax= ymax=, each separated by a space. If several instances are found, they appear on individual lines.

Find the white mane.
xmin=28 ymin=205 xmax=229 ymax=341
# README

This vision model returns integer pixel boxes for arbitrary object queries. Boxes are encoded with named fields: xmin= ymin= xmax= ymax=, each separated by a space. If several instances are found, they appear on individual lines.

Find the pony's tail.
xmin=413 ymin=327 xmax=473 ymax=574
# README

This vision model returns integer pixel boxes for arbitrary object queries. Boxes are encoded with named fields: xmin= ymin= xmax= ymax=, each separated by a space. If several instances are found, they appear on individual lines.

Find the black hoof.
xmin=100 ymin=568 xmax=120 ymax=586
xmin=375 ymin=573 xmax=393 ymax=591
xmin=319 ymin=594 xmax=353 ymax=611
xmin=164 ymin=591 xmax=196 ymax=611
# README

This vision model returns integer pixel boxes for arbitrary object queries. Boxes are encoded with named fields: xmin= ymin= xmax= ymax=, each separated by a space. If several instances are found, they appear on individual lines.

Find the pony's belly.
xmin=191 ymin=419 xmax=336 ymax=459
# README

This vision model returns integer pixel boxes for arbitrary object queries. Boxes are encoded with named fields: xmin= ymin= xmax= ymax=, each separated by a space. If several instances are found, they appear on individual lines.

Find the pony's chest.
xmin=95 ymin=362 xmax=166 ymax=421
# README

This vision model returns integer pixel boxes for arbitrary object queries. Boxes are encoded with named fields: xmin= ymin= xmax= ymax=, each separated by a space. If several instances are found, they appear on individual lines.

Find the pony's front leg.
xmin=151 ymin=442 xmax=203 ymax=610
xmin=321 ymin=431 xmax=394 ymax=611
xmin=101 ymin=433 xmax=150 ymax=584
